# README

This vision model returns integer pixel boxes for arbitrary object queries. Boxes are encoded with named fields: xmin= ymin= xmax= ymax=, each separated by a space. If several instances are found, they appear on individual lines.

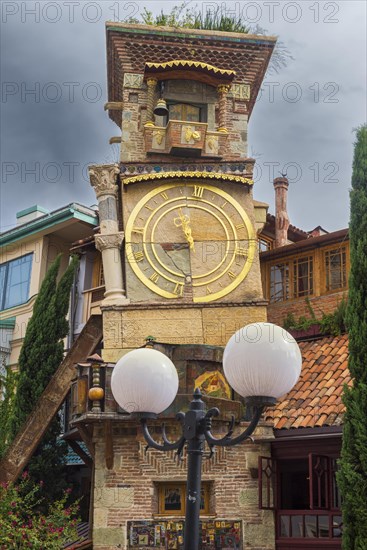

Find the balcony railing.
xmin=277 ymin=510 xmax=342 ymax=541
xmin=144 ymin=120 xmax=228 ymax=158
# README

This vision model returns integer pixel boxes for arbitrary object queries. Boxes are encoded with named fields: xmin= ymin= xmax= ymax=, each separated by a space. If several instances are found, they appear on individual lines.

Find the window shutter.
xmin=258 ymin=456 xmax=277 ymax=510
xmin=309 ymin=454 xmax=330 ymax=510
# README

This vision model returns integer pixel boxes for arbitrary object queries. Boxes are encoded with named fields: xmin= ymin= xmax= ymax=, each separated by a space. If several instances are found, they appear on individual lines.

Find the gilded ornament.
xmin=218 ymin=84 xmax=231 ymax=94
xmin=122 ymin=171 xmax=254 ymax=187
xmin=146 ymin=78 xmax=158 ymax=87
xmin=153 ymin=130 xmax=165 ymax=145
xmin=184 ymin=126 xmax=201 ymax=143
xmin=145 ymin=60 xmax=236 ymax=77
xmin=88 ymin=387 xmax=104 ymax=401
xmin=207 ymin=137 xmax=216 ymax=150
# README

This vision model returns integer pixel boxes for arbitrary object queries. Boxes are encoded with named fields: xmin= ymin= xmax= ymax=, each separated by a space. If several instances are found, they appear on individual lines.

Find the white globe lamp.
xmin=223 ymin=322 xmax=302 ymax=405
xmin=111 ymin=348 xmax=179 ymax=416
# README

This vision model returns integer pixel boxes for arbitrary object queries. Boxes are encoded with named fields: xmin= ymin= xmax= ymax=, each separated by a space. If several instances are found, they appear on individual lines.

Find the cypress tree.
xmin=337 ymin=124 xmax=367 ymax=549
xmin=0 ymin=369 xmax=17 ymax=459
xmin=9 ymin=254 xmax=79 ymax=502
xmin=10 ymin=255 xmax=62 ymax=434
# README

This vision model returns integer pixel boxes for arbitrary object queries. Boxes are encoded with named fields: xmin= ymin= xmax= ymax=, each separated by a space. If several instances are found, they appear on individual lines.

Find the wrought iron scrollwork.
xmin=140 ymin=388 xmax=266 ymax=455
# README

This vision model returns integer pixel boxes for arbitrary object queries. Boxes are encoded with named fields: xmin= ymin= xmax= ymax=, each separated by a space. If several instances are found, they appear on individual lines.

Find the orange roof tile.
xmin=265 ymin=334 xmax=351 ymax=430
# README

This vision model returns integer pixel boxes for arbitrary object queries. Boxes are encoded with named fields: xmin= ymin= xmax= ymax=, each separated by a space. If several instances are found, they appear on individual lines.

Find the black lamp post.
xmin=111 ymin=323 xmax=302 ymax=550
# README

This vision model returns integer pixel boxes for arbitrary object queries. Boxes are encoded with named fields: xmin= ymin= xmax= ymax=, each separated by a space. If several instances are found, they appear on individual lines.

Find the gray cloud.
xmin=1 ymin=0 xmax=366 ymax=232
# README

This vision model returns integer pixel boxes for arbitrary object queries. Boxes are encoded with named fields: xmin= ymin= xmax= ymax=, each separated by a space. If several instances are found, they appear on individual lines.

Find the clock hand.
xmin=173 ymin=209 xmax=195 ymax=251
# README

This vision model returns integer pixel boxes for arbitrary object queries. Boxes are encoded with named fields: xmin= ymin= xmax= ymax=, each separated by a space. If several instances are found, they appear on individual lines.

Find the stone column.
xmin=145 ymin=78 xmax=158 ymax=127
xmin=217 ymin=84 xmax=230 ymax=133
xmin=273 ymin=176 xmax=290 ymax=248
xmin=89 ymin=164 xmax=129 ymax=306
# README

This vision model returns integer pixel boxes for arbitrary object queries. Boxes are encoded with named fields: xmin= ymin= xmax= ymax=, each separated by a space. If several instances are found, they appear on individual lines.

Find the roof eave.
xmin=0 ymin=205 xmax=98 ymax=247
xmin=105 ymin=21 xmax=277 ymax=45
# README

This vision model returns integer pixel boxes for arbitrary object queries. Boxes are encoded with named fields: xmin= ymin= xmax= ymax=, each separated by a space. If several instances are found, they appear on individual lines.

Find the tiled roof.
xmin=66 ymin=442 xmax=90 ymax=466
xmin=265 ymin=334 xmax=351 ymax=430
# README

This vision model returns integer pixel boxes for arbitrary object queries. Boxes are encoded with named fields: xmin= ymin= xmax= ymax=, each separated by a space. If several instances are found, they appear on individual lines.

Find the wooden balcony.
xmin=65 ymin=363 xmax=242 ymax=430
xmin=81 ymin=286 xmax=105 ymax=324
xmin=144 ymin=121 xmax=228 ymax=158
xmin=276 ymin=510 xmax=342 ymax=549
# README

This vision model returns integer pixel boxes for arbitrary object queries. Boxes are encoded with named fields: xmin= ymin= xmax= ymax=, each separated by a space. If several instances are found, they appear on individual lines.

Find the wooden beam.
xmin=0 ymin=315 xmax=102 ymax=483
xmin=105 ymin=420 xmax=114 ymax=470
xmin=77 ymin=425 xmax=95 ymax=460
xmin=104 ymin=102 xmax=124 ymax=111
xmin=67 ymin=440 xmax=93 ymax=469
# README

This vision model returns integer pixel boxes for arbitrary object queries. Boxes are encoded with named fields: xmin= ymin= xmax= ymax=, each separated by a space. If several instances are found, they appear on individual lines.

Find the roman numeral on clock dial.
xmin=192 ymin=185 xmax=205 ymax=199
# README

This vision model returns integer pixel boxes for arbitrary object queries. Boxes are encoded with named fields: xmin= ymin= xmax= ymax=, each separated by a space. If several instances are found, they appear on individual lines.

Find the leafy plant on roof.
xmin=126 ymin=1 xmax=293 ymax=74
xmin=283 ymin=296 xmax=347 ymax=337
xmin=337 ymin=124 xmax=367 ymax=549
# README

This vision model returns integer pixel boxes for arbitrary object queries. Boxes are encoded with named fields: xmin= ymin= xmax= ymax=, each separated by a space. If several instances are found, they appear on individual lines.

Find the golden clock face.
xmin=125 ymin=182 xmax=256 ymax=303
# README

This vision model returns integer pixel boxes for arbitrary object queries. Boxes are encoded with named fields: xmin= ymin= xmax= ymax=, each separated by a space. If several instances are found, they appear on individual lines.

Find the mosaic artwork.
xmin=194 ymin=370 xmax=231 ymax=399
xmin=128 ymin=520 xmax=242 ymax=549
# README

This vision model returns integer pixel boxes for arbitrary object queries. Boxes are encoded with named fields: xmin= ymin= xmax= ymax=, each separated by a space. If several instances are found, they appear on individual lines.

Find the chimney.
xmin=16 ymin=205 xmax=49 ymax=225
xmin=273 ymin=176 xmax=290 ymax=247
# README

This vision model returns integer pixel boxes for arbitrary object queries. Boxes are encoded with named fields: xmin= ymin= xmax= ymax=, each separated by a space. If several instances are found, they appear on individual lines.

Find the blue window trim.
xmin=0 ymin=253 xmax=33 ymax=311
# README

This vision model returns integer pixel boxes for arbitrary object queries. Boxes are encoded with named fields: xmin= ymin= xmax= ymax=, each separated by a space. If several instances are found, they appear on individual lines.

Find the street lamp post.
xmin=111 ymin=323 xmax=302 ymax=550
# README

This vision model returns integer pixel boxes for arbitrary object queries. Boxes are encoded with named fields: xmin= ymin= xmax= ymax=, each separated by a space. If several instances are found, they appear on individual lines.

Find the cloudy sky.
xmin=1 ymin=0 xmax=366 ymax=233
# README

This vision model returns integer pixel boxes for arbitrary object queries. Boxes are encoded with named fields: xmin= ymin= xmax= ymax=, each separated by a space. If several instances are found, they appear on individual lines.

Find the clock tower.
xmin=82 ymin=21 xmax=279 ymax=550
xmin=90 ymin=22 xmax=276 ymax=362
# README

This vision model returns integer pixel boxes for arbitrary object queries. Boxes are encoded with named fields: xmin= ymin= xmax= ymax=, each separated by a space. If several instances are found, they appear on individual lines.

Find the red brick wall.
xmin=92 ymin=423 xmax=275 ymax=550
xmin=267 ymin=291 xmax=347 ymax=326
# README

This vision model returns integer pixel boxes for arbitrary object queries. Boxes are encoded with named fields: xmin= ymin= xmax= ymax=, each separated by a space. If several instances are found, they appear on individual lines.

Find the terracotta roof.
xmin=70 ymin=226 xmax=100 ymax=251
xmin=264 ymin=213 xmax=309 ymax=242
xmin=265 ymin=334 xmax=351 ymax=430
xmin=261 ymin=228 xmax=349 ymax=260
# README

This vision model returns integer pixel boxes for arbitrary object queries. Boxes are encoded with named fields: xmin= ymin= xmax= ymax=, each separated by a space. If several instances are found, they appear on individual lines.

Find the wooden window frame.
xmin=293 ymin=255 xmax=314 ymax=299
xmin=157 ymin=482 xmax=210 ymax=516
xmin=259 ymin=454 xmax=342 ymax=541
xmin=259 ymin=456 xmax=277 ymax=510
xmin=309 ymin=454 xmax=330 ymax=510
xmin=167 ymin=102 xmax=207 ymax=124
xmin=269 ymin=261 xmax=290 ymax=303
xmin=268 ymin=253 xmax=314 ymax=303
xmin=259 ymin=235 xmax=273 ymax=252
xmin=322 ymin=244 xmax=349 ymax=294
xmin=91 ymin=253 xmax=104 ymax=288
xmin=0 ymin=253 xmax=33 ymax=310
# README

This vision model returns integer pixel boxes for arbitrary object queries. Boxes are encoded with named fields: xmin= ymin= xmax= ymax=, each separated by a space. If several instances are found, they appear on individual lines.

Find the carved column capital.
xmin=95 ymin=233 xmax=124 ymax=252
xmin=89 ymin=164 xmax=120 ymax=199
xmin=217 ymin=84 xmax=231 ymax=95
xmin=146 ymin=78 xmax=158 ymax=88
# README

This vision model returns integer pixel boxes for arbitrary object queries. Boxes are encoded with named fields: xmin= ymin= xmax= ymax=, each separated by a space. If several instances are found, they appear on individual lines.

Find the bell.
xmin=154 ymin=98 xmax=169 ymax=117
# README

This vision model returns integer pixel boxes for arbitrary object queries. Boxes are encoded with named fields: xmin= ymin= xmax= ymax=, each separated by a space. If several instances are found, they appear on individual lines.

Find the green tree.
xmin=337 ymin=124 xmax=367 ymax=549
xmin=8 ymin=254 xmax=79 ymax=503
xmin=0 ymin=368 xmax=17 ymax=459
